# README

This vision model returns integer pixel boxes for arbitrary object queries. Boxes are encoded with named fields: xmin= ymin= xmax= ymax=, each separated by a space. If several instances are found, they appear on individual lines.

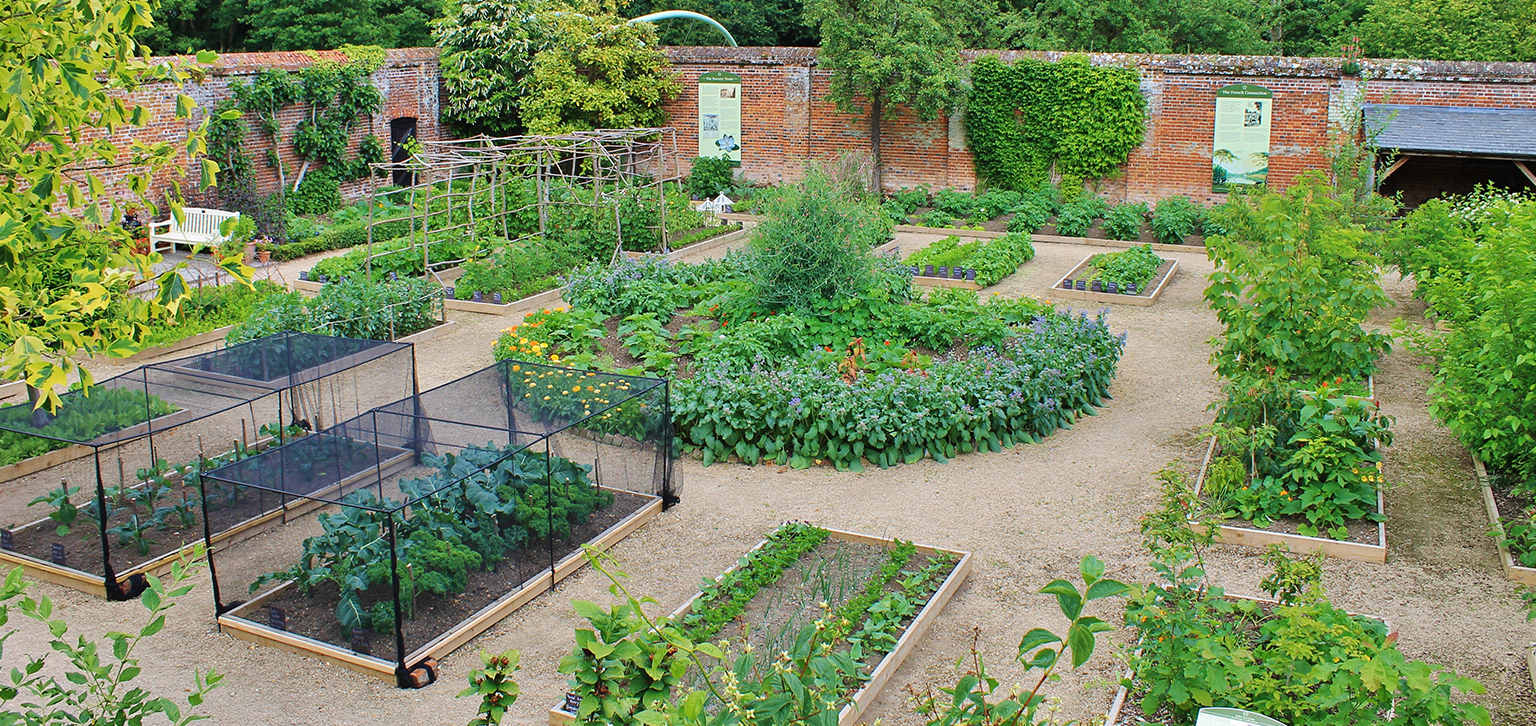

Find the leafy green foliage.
xmin=140 ymin=280 xmax=286 ymax=348
xmin=681 ymin=522 xmax=831 ymax=641
xmin=436 ymin=0 xmax=679 ymax=136
xmin=904 ymin=236 xmax=980 ymax=268
xmin=912 ymin=555 xmax=1127 ymax=726
xmin=1205 ymin=175 xmax=1392 ymax=383
xmin=227 ymin=278 xmax=440 ymax=342
xmin=1085 ymin=244 xmax=1162 ymax=289
xmin=311 ymin=232 xmax=486 ymax=282
xmin=1151 ymin=195 xmax=1203 ymax=244
xmin=461 ymin=649 xmax=521 ymax=726
xmin=1355 ymin=0 xmax=1536 ymax=62
xmin=0 ymin=0 xmax=249 ymax=410
xmin=966 ymin=55 xmax=1146 ymax=191
xmin=969 ymin=233 xmax=1036 ymax=287
xmin=0 ymin=387 xmax=177 ymax=466
xmin=746 ymin=168 xmax=888 ymax=313
xmin=0 ymin=553 xmax=224 ymax=725
xmin=1393 ymin=197 xmax=1536 ymax=490
xmin=688 ymin=156 xmax=736 ymax=199
xmin=1126 ymin=498 xmax=1490 ymax=726
xmin=1051 ymin=195 xmax=1106 ymax=237
xmin=29 ymin=482 xmax=80 ymax=536
xmin=618 ymin=314 xmax=676 ymax=374
xmin=1102 ymin=202 xmax=1148 ymax=241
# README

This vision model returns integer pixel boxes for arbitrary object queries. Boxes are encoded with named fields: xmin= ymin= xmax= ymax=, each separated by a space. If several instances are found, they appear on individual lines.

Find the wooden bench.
xmin=149 ymin=208 xmax=240 ymax=254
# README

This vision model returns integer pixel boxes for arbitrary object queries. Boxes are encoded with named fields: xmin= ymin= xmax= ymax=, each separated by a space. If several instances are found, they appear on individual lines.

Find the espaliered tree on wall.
xmin=435 ymin=0 xmax=679 ymax=136
xmin=204 ymin=45 xmax=387 ymax=233
xmin=965 ymin=55 xmax=1146 ymax=194
xmin=804 ymin=0 xmax=987 ymax=191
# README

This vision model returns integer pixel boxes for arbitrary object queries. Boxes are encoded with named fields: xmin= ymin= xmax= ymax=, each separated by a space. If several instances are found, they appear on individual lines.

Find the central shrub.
xmin=746 ymin=168 xmax=890 ymax=312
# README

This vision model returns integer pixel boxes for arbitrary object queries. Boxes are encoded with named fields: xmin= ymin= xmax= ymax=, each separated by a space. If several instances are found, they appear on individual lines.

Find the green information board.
xmin=1212 ymin=83 xmax=1273 ymax=192
xmin=698 ymin=70 xmax=742 ymax=164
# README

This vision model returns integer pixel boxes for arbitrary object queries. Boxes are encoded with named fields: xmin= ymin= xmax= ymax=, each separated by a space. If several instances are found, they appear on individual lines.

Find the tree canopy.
xmin=436 ymin=0 xmax=679 ymax=136
xmin=1 ymin=0 xmax=248 ymax=409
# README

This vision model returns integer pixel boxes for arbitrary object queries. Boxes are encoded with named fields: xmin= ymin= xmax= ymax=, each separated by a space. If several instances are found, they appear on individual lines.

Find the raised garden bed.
xmin=1103 ymin=594 xmax=1396 ymax=726
xmin=0 ymin=406 xmax=196 ymax=485
xmin=1474 ymin=457 xmax=1536 ymax=585
xmin=1052 ymin=253 xmax=1179 ymax=308
xmin=549 ymin=524 xmax=971 ymax=726
xmin=90 ymin=325 xmax=236 ymax=366
xmin=220 ymin=482 xmax=661 ymax=683
xmin=1189 ymin=434 xmax=1388 ymax=563
xmin=0 ymin=435 xmax=413 ymax=598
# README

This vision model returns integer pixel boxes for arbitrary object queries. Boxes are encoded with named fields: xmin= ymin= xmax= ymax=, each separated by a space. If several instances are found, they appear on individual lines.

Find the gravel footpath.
xmin=4 ymin=236 xmax=1533 ymax=725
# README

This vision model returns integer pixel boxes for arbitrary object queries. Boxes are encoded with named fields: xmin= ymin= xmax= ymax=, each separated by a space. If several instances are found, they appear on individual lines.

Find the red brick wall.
xmin=94 ymin=47 xmax=441 ymax=212
xmin=662 ymin=48 xmax=1536 ymax=202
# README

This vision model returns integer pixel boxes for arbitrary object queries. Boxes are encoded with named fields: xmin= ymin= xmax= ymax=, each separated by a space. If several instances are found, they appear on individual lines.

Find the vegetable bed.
xmin=1052 ymin=248 xmax=1179 ymax=307
xmin=900 ymin=233 xmax=1036 ymax=288
xmin=550 ymin=522 xmax=971 ymax=726
xmin=1475 ymin=457 xmax=1536 ymax=585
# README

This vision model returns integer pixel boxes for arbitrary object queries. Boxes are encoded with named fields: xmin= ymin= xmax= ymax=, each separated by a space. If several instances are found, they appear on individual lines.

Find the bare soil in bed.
xmin=247 ymin=489 xmax=651 ymax=664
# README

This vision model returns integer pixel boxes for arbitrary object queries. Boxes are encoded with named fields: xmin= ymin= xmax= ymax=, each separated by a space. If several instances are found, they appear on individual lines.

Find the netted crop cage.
xmin=204 ymin=359 xmax=674 ymax=687
xmin=349 ymin=128 xmax=681 ymax=287
xmin=0 ymin=332 xmax=416 ymax=599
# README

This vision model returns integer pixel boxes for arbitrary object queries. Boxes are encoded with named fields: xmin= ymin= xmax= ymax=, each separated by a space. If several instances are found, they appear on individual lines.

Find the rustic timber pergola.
xmin=362 ymin=128 xmax=681 ymax=284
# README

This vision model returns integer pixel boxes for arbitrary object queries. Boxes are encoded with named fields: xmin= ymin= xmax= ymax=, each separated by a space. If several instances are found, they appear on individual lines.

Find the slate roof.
xmin=1365 ymin=104 xmax=1536 ymax=158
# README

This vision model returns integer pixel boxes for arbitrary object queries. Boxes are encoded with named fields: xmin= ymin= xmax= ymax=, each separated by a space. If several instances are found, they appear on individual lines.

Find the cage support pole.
xmin=199 ymin=452 xmax=225 ymax=613
xmin=387 ymin=515 xmax=409 ymax=685
xmin=92 ymin=450 xmax=118 ymax=598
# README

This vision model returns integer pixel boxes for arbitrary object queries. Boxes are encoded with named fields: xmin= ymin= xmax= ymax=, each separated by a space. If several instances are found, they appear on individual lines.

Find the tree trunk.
xmin=26 ymin=384 xmax=53 ymax=428
xmin=871 ymin=91 xmax=883 ymax=196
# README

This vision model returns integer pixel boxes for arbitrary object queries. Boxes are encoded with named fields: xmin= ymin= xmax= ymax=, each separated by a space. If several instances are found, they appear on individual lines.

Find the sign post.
xmin=1212 ymin=83 xmax=1273 ymax=192
xmin=1196 ymin=707 xmax=1288 ymax=726
xmin=698 ymin=71 xmax=742 ymax=164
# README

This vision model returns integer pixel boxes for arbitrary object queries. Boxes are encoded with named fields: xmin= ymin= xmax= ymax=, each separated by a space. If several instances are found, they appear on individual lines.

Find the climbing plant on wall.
xmin=965 ymin=55 xmax=1146 ymax=193
xmin=218 ymin=45 xmax=388 ymax=217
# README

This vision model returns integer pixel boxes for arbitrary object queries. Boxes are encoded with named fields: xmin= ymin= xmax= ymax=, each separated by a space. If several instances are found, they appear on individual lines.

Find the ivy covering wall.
xmin=965 ymin=55 xmax=1146 ymax=192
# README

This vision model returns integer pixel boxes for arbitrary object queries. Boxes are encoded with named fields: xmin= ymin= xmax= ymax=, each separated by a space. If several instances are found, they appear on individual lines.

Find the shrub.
xmin=918 ymin=209 xmax=953 ymax=227
xmin=1102 ymin=202 xmax=1147 ymax=241
xmin=1205 ymin=176 xmax=1391 ymax=383
xmin=1151 ymin=195 xmax=1202 ymax=244
xmin=1052 ymin=195 xmax=1105 ymax=237
xmin=889 ymin=186 xmax=929 ymax=215
xmin=1007 ymin=194 xmax=1054 ymax=233
xmin=688 ymin=156 xmax=735 ymax=199
xmin=931 ymin=188 xmax=978 ymax=220
xmin=1397 ymin=197 xmax=1536 ymax=489
xmin=261 ymin=216 xmax=415 ymax=262
xmin=286 ymin=168 xmax=343 ymax=216
xmin=747 ymin=168 xmax=888 ymax=312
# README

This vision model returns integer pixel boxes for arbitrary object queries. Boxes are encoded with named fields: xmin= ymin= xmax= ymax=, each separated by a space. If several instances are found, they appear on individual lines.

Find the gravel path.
xmin=4 ymin=236 xmax=1533 ymax=725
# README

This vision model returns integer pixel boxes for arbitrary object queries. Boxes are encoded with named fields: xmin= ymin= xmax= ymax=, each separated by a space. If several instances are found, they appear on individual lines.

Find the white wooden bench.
xmin=149 ymin=208 xmax=240 ymax=254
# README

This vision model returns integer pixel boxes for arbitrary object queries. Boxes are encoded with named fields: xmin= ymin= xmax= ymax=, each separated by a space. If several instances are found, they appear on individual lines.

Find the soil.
xmin=243 ymin=489 xmax=650 ymax=664
xmin=8 ymin=239 xmax=1535 ymax=726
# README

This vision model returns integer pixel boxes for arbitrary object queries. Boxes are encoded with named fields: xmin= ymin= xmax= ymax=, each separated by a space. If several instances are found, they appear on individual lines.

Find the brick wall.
xmin=97 ymin=47 xmax=441 ymax=212
xmin=662 ymin=47 xmax=1536 ymax=202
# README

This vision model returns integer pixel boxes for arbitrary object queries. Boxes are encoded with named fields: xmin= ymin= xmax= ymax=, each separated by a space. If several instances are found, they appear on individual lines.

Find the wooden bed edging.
xmin=1475 ymin=457 xmax=1536 ymax=585
xmin=1189 ymin=436 xmax=1388 ymax=563
xmin=1032 ymin=233 xmax=1205 ymax=253
xmin=220 ymin=488 xmax=662 ymax=685
xmin=1051 ymin=255 xmax=1179 ymax=308
xmin=548 ymin=526 xmax=973 ymax=726
xmin=90 ymin=325 xmax=236 ymax=366
xmin=0 ymin=407 xmax=199 ymax=485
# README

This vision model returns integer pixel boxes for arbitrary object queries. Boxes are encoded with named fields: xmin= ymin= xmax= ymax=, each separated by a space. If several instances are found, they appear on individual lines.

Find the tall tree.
xmin=0 ymin=0 xmax=247 ymax=410
xmin=244 ymin=0 xmax=435 ymax=51
xmin=804 ymin=0 xmax=979 ymax=191
xmin=436 ymin=0 xmax=678 ymax=136
xmin=1354 ymin=0 xmax=1536 ymax=62
xmin=623 ymin=0 xmax=820 ymax=46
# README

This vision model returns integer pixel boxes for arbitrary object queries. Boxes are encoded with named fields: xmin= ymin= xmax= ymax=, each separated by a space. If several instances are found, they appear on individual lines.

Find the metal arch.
xmin=628 ymin=10 xmax=737 ymax=47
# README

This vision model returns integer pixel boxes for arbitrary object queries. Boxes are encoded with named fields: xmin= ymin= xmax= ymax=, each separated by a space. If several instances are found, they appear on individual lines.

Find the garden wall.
xmin=661 ymin=47 xmax=1536 ymax=202
xmin=95 ymin=47 xmax=441 ymax=210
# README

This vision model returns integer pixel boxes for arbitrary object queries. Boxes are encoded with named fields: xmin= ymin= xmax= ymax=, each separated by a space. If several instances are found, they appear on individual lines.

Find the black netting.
xmin=204 ymin=359 xmax=673 ymax=683
xmin=0 ymin=332 xmax=416 ymax=599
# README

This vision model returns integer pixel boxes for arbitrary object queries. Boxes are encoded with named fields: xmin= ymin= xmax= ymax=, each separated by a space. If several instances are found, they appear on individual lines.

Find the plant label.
xmin=268 ymin=606 xmax=286 ymax=631
xmin=51 ymin=542 xmax=65 ymax=566
xmin=0 ymin=529 xmax=12 ymax=551
xmin=562 ymin=692 xmax=583 ymax=714
xmin=351 ymin=628 xmax=371 ymax=655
